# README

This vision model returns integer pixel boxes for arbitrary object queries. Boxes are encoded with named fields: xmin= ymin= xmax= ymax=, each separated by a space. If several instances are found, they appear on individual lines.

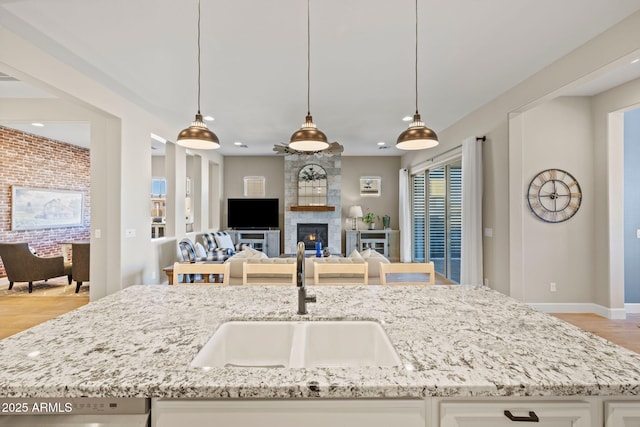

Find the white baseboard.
xmin=625 ymin=303 xmax=640 ymax=314
xmin=529 ymin=303 xmax=627 ymax=319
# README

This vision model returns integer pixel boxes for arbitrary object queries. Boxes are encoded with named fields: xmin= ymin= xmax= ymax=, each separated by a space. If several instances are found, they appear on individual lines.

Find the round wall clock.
xmin=527 ymin=168 xmax=582 ymax=223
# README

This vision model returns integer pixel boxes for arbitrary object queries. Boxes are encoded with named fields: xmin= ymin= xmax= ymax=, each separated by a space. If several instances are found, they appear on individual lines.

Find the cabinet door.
xmin=152 ymin=399 xmax=426 ymax=427
xmin=266 ymin=231 xmax=280 ymax=257
xmin=440 ymin=401 xmax=591 ymax=427
xmin=605 ymin=401 xmax=640 ymax=426
xmin=345 ymin=231 xmax=358 ymax=255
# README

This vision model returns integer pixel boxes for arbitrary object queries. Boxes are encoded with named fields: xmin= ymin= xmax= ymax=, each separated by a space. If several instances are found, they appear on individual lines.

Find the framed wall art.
xmin=11 ymin=186 xmax=84 ymax=230
xmin=360 ymin=176 xmax=381 ymax=197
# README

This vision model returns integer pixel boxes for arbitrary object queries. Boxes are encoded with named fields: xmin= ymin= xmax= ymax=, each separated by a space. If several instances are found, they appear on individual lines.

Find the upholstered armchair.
xmin=0 ymin=242 xmax=72 ymax=293
xmin=71 ymin=242 xmax=90 ymax=293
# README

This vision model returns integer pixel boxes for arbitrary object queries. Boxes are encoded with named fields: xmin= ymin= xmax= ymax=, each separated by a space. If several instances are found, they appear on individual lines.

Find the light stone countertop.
xmin=1 ymin=284 xmax=640 ymax=399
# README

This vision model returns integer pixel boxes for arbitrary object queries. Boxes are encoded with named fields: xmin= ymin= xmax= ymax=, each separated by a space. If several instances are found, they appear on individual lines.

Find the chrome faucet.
xmin=296 ymin=241 xmax=316 ymax=315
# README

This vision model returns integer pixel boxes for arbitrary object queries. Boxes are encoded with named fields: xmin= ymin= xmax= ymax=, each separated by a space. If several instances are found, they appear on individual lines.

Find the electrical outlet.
xmin=484 ymin=278 xmax=489 ymax=287
xmin=151 ymin=271 xmax=156 ymax=280
xmin=94 ymin=229 xmax=101 ymax=239
xmin=550 ymin=282 xmax=557 ymax=292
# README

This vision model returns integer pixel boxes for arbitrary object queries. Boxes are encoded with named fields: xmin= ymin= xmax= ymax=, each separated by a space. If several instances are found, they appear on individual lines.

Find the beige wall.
xmin=592 ymin=77 xmax=640 ymax=309
xmin=520 ymin=97 xmax=595 ymax=303
xmin=341 ymin=156 xmax=401 ymax=231
xmin=223 ymin=155 xmax=401 ymax=254
xmin=223 ymin=156 xmax=285 ymax=229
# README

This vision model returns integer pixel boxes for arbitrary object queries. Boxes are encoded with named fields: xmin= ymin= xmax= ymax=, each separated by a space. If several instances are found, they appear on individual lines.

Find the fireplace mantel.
xmin=290 ymin=206 xmax=336 ymax=212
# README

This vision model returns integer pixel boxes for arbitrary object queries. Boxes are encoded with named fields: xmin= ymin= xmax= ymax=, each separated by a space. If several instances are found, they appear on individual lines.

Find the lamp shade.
xmin=289 ymin=114 xmax=329 ymax=152
xmin=177 ymin=113 xmax=220 ymax=150
xmin=349 ymin=205 xmax=364 ymax=218
xmin=396 ymin=113 xmax=438 ymax=150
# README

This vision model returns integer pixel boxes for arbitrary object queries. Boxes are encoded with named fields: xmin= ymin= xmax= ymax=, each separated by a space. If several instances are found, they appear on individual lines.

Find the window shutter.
xmin=411 ymin=173 xmax=426 ymax=262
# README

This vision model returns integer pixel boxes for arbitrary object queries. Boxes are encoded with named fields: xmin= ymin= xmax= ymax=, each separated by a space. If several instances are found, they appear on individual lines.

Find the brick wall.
xmin=0 ymin=125 xmax=90 ymax=278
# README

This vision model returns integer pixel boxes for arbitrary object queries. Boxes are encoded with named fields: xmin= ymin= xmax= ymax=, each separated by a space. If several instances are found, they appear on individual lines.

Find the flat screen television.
xmin=227 ymin=198 xmax=279 ymax=229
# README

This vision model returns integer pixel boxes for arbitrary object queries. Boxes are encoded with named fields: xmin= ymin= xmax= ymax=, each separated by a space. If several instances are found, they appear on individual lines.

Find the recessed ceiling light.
xmin=402 ymin=116 xmax=413 ymax=122
xmin=632 ymin=58 xmax=640 ymax=64
xmin=31 ymin=122 xmax=44 ymax=127
xmin=377 ymin=141 xmax=386 ymax=146
xmin=203 ymin=116 xmax=215 ymax=121
xmin=233 ymin=141 xmax=242 ymax=146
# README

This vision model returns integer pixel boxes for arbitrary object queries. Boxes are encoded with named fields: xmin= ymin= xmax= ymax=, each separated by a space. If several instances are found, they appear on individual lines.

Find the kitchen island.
xmin=1 ymin=284 xmax=639 ymax=425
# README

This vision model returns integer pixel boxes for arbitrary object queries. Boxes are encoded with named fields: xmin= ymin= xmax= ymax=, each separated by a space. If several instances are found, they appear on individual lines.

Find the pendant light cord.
xmin=307 ymin=0 xmax=311 ymax=116
xmin=197 ymin=0 xmax=202 ymax=114
xmin=414 ymin=0 xmax=419 ymax=115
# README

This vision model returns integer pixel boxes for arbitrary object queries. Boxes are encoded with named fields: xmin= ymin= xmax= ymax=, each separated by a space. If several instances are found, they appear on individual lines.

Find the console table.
xmin=345 ymin=230 xmax=399 ymax=261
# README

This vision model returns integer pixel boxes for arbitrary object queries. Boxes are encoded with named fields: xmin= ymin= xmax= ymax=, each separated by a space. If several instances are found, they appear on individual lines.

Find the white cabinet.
xmin=439 ymin=401 xmax=592 ymax=427
xmin=227 ymin=230 xmax=280 ymax=258
xmin=345 ymin=230 xmax=399 ymax=261
xmin=605 ymin=401 xmax=640 ymax=426
xmin=152 ymin=399 xmax=425 ymax=427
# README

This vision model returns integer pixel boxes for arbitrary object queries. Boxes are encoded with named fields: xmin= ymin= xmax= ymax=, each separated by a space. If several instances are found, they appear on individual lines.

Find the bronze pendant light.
xmin=396 ymin=0 xmax=438 ymax=150
xmin=177 ymin=0 xmax=220 ymax=150
xmin=289 ymin=0 xmax=329 ymax=152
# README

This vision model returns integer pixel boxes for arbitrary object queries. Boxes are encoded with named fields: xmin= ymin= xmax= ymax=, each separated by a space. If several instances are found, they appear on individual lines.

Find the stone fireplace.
xmin=284 ymin=154 xmax=341 ymax=254
xmin=297 ymin=223 xmax=329 ymax=250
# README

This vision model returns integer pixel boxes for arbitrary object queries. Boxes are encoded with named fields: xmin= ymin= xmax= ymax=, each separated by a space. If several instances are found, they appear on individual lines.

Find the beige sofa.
xmin=224 ymin=247 xmax=389 ymax=285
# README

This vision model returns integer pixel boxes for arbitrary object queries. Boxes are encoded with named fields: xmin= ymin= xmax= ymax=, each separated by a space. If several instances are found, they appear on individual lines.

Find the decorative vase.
xmin=382 ymin=215 xmax=390 ymax=229
xmin=368 ymin=222 xmax=376 ymax=230
xmin=315 ymin=242 xmax=322 ymax=257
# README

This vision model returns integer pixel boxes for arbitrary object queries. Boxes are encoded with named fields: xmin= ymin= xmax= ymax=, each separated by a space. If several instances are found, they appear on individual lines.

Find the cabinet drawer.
xmin=440 ymin=401 xmax=591 ymax=427
xmin=605 ymin=401 xmax=640 ymax=427
xmin=153 ymin=399 xmax=426 ymax=427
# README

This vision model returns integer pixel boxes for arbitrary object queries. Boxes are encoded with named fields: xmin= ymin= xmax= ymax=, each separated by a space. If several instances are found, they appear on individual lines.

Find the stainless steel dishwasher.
xmin=0 ymin=397 xmax=149 ymax=426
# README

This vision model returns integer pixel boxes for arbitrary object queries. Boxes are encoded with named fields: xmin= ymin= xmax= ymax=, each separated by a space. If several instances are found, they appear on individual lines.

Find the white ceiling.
xmin=1 ymin=0 xmax=640 ymax=155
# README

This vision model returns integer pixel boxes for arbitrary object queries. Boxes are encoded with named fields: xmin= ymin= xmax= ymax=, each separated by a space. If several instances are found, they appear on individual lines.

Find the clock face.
xmin=527 ymin=168 xmax=582 ymax=223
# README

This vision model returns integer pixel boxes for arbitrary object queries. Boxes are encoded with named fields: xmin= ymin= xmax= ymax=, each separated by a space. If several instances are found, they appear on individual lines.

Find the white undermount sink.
xmin=191 ymin=320 xmax=402 ymax=369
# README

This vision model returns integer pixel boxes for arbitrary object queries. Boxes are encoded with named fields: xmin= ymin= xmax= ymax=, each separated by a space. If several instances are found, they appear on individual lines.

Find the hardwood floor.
xmin=552 ymin=313 xmax=640 ymax=354
xmin=0 ymin=296 xmax=88 ymax=339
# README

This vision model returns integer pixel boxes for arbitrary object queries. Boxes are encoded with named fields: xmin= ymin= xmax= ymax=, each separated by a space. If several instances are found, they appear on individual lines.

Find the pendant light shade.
xmin=177 ymin=0 xmax=220 ymax=150
xmin=177 ymin=112 xmax=220 ymax=149
xmin=289 ymin=114 xmax=329 ymax=151
xmin=289 ymin=0 xmax=329 ymax=152
xmin=396 ymin=113 xmax=438 ymax=150
xmin=397 ymin=0 xmax=438 ymax=151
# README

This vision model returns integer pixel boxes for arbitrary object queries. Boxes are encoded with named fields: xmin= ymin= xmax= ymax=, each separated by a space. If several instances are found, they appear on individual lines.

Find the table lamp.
xmin=349 ymin=205 xmax=364 ymax=230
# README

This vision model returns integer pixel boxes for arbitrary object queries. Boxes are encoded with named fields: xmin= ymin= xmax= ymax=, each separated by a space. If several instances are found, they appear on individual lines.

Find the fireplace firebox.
xmin=297 ymin=223 xmax=329 ymax=250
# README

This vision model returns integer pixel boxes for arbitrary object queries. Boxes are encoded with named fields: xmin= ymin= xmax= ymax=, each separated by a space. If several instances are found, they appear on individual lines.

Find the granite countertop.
xmin=1 ymin=285 xmax=640 ymax=399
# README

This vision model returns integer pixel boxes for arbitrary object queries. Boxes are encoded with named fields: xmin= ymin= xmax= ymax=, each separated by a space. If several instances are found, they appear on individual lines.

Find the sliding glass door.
xmin=411 ymin=160 xmax=462 ymax=283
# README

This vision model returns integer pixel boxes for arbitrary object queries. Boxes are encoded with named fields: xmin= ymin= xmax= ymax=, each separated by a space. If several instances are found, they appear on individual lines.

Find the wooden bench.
xmin=313 ymin=262 xmax=368 ymax=285
xmin=379 ymin=262 xmax=435 ymax=285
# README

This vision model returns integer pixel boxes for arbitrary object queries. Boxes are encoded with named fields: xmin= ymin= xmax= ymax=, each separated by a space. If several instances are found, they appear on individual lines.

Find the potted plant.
xmin=362 ymin=211 xmax=380 ymax=230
